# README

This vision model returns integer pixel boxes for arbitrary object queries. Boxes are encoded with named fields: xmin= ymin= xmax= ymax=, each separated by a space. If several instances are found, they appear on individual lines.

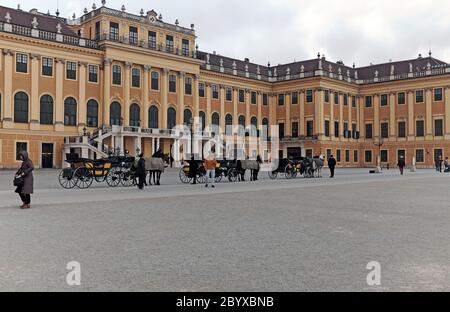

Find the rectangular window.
xmin=334 ymin=92 xmax=339 ymax=105
xmin=354 ymin=150 xmax=358 ymax=163
xmin=343 ymin=122 xmax=349 ymax=138
xmin=42 ymin=57 xmax=53 ymax=76
xmin=16 ymin=53 xmax=28 ymax=73
xmin=16 ymin=142 xmax=28 ymax=161
xmin=95 ymin=21 xmax=101 ymax=40
xmin=324 ymin=120 xmax=330 ymax=137
xmin=365 ymin=150 xmax=373 ymax=163
xmin=365 ymin=96 xmax=372 ymax=108
xmin=251 ymin=91 xmax=257 ymax=105
xmin=306 ymin=90 xmax=313 ymax=103
xmin=132 ymin=68 xmax=141 ymax=88
xmin=182 ymin=39 xmax=190 ymax=57
xmin=199 ymin=83 xmax=205 ymax=97
xmin=166 ymin=35 xmax=174 ymax=53
xmin=381 ymin=122 xmax=389 ymax=138
xmin=345 ymin=150 xmax=350 ymax=163
xmin=434 ymin=88 xmax=443 ymax=102
xmin=129 ymin=26 xmax=138 ymax=45
xmin=212 ymin=85 xmax=219 ymax=99
xmin=398 ymin=92 xmax=406 ymax=105
xmin=344 ymin=95 xmax=348 ymax=106
xmin=88 ymin=65 xmax=98 ymax=83
xmin=416 ymin=149 xmax=424 ymax=163
xmin=365 ymin=123 xmax=373 ymax=139
xmin=336 ymin=149 xmax=341 ymax=162
xmin=416 ymin=120 xmax=424 ymax=137
xmin=306 ymin=120 xmax=314 ymax=137
xmin=226 ymin=88 xmax=232 ymax=101
xmin=109 ymin=22 xmax=119 ymax=41
xmin=324 ymin=90 xmax=329 ymax=103
xmin=263 ymin=94 xmax=268 ymax=106
xmin=306 ymin=149 xmax=313 ymax=159
xmin=291 ymin=92 xmax=298 ymax=105
xmin=292 ymin=122 xmax=299 ymax=138
xmin=416 ymin=90 xmax=424 ymax=103
xmin=66 ymin=61 xmax=77 ymax=80
xmin=435 ymin=119 xmax=443 ymax=136
xmin=278 ymin=94 xmax=285 ymax=106
xmin=148 ymin=31 xmax=157 ymax=49
xmin=151 ymin=72 xmax=159 ymax=90
xmin=278 ymin=123 xmax=285 ymax=139
xmin=434 ymin=149 xmax=443 ymax=162
xmin=398 ymin=121 xmax=406 ymax=138
xmin=381 ymin=94 xmax=388 ymax=106
xmin=185 ymin=78 xmax=192 ymax=95
xmin=352 ymin=96 xmax=356 ymax=108
xmin=239 ymin=90 xmax=245 ymax=103
xmin=169 ymin=74 xmax=177 ymax=92
xmin=334 ymin=121 xmax=339 ymax=138
xmin=380 ymin=150 xmax=388 ymax=163
xmin=112 ymin=65 xmax=121 ymax=85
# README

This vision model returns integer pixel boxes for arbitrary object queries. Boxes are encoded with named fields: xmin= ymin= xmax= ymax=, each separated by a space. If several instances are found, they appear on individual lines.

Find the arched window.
xmin=199 ymin=111 xmax=206 ymax=131
xmin=238 ymin=115 xmax=246 ymax=135
xmin=149 ymin=105 xmax=159 ymax=129
xmin=167 ymin=107 xmax=176 ymax=129
xmin=225 ymin=114 xmax=233 ymax=135
xmin=14 ymin=92 xmax=29 ymax=123
xmin=64 ymin=97 xmax=77 ymax=126
xmin=129 ymin=103 xmax=140 ymax=127
xmin=262 ymin=118 xmax=269 ymax=139
xmin=183 ymin=108 xmax=192 ymax=126
xmin=250 ymin=117 xmax=258 ymax=136
xmin=40 ymin=95 xmax=54 ymax=125
xmin=212 ymin=112 xmax=220 ymax=134
xmin=110 ymin=102 xmax=121 ymax=126
xmin=86 ymin=99 xmax=98 ymax=128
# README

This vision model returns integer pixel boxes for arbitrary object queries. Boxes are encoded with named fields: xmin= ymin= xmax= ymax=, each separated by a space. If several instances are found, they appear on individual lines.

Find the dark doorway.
xmin=397 ymin=149 xmax=406 ymax=163
xmin=287 ymin=147 xmax=301 ymax=159
xmin=42 ymin=143 xmax=54 ymax=168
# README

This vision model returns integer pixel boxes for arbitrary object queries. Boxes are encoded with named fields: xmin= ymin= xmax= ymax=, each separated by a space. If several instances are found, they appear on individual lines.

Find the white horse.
xmin=145 ymin=158 xmax=165 ymax=185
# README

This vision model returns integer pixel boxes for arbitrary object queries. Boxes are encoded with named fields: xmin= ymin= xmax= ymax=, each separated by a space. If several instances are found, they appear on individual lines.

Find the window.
xmin=306 ymin=120 xmax=314 ymax=137
xmin=381 ymin=94 xmax=388 ymax=106
xmin=365 ymin=96 xmax=372 ymax=108
xmin=416 ymin=90 xmax=424 ymax=103
xmin=238 ymin=115 xmax=245 ymax=135
xmin=109 ymin=22 xmax=119 ymax=41
xmin=239 ymin=90 xmax=245 ymax=103
xmin=292 ymin=92 xmax=298 ymax=105
xmin=334 ymin=121 xmax=339 ymax=138
xmin=132 ymin=68 xmax=141 ymax=88
xmin=212 ymin=85 xmax=219 ymax=99
xmin=365 ymin=150 xmax=373 ymax=163
xmin=278 ymin=94 xmax=285 ymax=106
xmin=352 ymin=96 xmax=356 ymax=108
xmin=166 ymin=35 xmax=174 ymax=53
xmin=380 ymin=150 xmax=388 ymax=163
xmin=64 ymin=97 xmax=77 ymax=126
xmin=345 ymin=150 xmax=350 ymax=162
xmin=40 ymin=95 xmax=53 ymax=125
xmin=110 ymin=102 xmax=121 ymax=126
xmin=324 ymin=90 xmax=330 ymax=103
xmin=434 ymin=88 xmax=443 ymax=102
xmin=354 ymin=150 xmax=358 ymax=163
xmin=323 ymin=120 xmax=329 ymax=137
xmin=416 ymin=120 xmax=424 ymax=137
xmin=225 ymin=114 xmax=233 ymax=135
xmin=199 ymin=83 xmax=205 ymax=97
xmin=16 ymin=53 xmax=28 ymax=73
xmin=183 ymin=109 xmax=192 ymax=126
xmin=66 ymin=61 xmax=77 ymax=80
xmin=278 ymin=123 xmax=285 ymax=139
xmin=352 ymin=123 xmax=357 ymax=139
xmin=185 ymin=77 xmax=192 ymax=95
xmin=262 ymin=118 xmax=269 ymax=138
xmin=251 ymin=91 xmax=257 ymax=105
xmin=435 ymin=119 xmax=443 ymax=136
xmin=344 ymin=95 xmax=348 ymax=106
xmin=167 ymin=108 xmax=176 ymax=129
xmin=14 ymin=92 xmax=28 ymax=123
xmin=336 ymin=149 xmax=341 ymax=162
xmin=148 ymin=31 xmax=157 ymax=49
xmin=182 ymin=39 xmax=190 ymax=57
xmin=365 ymin=123 xmax=373 ymax=139
xmin=343 ymin=122 xmax=349 ymax=138
xmin=381 ymin=122 xmax=389 ymax=138
xmin=16 ymin=142 xmax=28 ymax=161
xmin=42 ymin=57 xmax=53 ymax=76
xmin=292 ymin=122 xmax=299 ymax=138
xmin=199 ymin=111 xmax=206 ymax=131
xmin=398 ymin=92 xmax=406 ymax=105
xmin=86 ymin=99 xmax=98 ymax=128
xmin=88 ymin=65 xmax=98 ymax=83
xmin=151 ymin=72 xmax=159 ymax=90
xmin=129 ymin=104 xmax=140 ymax=127
xmin=226 ymin=88 xmax=232 ymax=101
xmin=334 ymin=92 xmax=339 ymax=105
xmin=149 ymin=106 xmax=159 ymax=129
xmin=95 ymin=21 xmax=101 ymax=40
xmin=306 ymin=90 xmax=314 ymax=103
xmin=398 ymin=121 xmax=406 ymax=138
xmin=129 ymin=26 xmax=138 ymax=45
xmin=263 ymin=94 xmax=268 ymax=106
xmin=416 ymin=149 xmax=424 ymax=163
xmin=169 ymin=75 xmax=177 ymax=92
xmin=112 ymin=65 xmax=122 ymax=85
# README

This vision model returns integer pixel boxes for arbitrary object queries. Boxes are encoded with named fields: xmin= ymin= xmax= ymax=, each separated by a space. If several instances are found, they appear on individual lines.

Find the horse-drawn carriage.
xmin=179 ymin=160 xmax=207 ymax=184
xmin=268 ymin=158 xmax=296 ymax=180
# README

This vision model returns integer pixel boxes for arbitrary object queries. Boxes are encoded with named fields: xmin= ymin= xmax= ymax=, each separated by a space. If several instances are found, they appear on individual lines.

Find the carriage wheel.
xmin=121 ymin=170 xmax=136 ymax=187
xmin=197 ymin=171 xmax=207 ymax=184
xmin=215 ymin=172 xmax=223 ymax=183
xmin=58 ymin=169 xmax=77 ymax=189
xmin=284 ymin=165 xmax=295 ymax=179
xmin=74 ymin=167 xmax=93 ymax=189
xmin=268 ymin=171 xmax=278 ymax=180
xmin=179 ymin=168 xmax=192 ymax=184
xmin=227 ymin=168 xmax=238 ymax=182
xmin=106 ymin=168 xmax=121 ymax=187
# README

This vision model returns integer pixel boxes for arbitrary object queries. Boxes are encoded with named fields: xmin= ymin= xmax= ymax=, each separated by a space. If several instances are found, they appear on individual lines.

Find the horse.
xmin=300 ymin=157 xmax=324 ymax=178
xmin=145 ymin=157 xmax=165 ymax=185
xmin=240 ymin=160 xmax=260 ymax=181
xmin=312 ymin=157 xmax=324 ymax=178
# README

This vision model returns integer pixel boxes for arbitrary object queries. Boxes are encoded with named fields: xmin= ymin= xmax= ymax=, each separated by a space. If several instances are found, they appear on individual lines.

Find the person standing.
xmin=188 ymin=155 xmax=198 ymax=185
xmin=397 ymin=156 xmax=406 ymax=175
xmin=444 ymin=157 xmax=449 ymax=172
xmin=204 ymin=152 xmax=217 ymax=188
xmin=328 ymin=154 xmax=337 ymax=178
xmin=136 ymin=153 xmax=146 ymax=190
xmin=252 ymin=155 xmax=262 ymax=181
xmin=15 ymin=151 xmax=34 ymax=209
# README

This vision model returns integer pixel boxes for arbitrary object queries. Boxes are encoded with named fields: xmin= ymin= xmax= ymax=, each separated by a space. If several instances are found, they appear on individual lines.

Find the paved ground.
xmin=0 ymin=167 xmax=449 ymax=291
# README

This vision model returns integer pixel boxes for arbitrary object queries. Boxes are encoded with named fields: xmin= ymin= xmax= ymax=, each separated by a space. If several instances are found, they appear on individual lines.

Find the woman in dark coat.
xmin=188 ymin=155 xmax=198 ymax=185
xmin=136 ymin=153 xmax=146 ymax=190
xmin=15 ymin=151 xmax=34 ymax=209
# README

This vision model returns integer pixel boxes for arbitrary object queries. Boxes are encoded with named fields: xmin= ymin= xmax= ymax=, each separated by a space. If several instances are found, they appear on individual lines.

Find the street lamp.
xmin=374 ymin=137 xmax=385 ymax=172
xmin=189 ymin=118 xmax=195 ymax=159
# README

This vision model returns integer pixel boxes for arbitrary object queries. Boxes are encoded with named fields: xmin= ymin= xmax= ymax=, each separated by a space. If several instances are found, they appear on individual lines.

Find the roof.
xmin=0 ymin=6 xmax=76 ymax=36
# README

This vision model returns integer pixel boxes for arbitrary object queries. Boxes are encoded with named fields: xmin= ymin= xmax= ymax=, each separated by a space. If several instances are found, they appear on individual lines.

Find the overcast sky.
xmin=3 ymin=0 xmax=450 ymax=66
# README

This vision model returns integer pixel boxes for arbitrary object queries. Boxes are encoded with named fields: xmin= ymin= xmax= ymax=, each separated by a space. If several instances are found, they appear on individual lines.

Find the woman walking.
xmin=15 ymin=151 xmax=34 ymax=209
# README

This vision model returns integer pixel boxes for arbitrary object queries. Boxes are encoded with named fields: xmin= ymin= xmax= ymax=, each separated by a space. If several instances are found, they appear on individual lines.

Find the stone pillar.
xmin=55 ymin=58 xmax=65 ymax=132
xmin=143 ymin=65 xmax=151 ymax=129
xmin=330 ymin=90 xmax=335 ymax=141
xmin=445 ymin=86 xmax=450 ymax=139
xmin=407 ymin=90 xmax=415 ymax=140
xmin=339 ymin=92 xmax=344 ymax=139
xmin=257 ymin=92 xmax=262 ymax=129
xmin=285 ymin=92 xmax=291 ymax=136
xmin=206 ymin=83 xmax=212 ymax=127
xmin=389 ymin=92 xmax=396 ymax=140
xmin=315 ymin=89 xmax=324 ymax=136
xmin=78 ymin=62 xmax=87 ymax=130
xmin=103 ymin=58 xmax=112 ymax=126
xmin=245 ymin=89 xmax=251 ymax=127
xmin=373 ymin=94 xmax=380 ymax=138
xmin=233 ymin=88 xmax=238 ymax=126
xmin=162 ymin=68 xmax=169 ymax=129
xmin=269 ymin=93 xmax=277 ymax=137
xmin=193 ymin=75 xmax=200 ymax=120
xmin=358 ymin=96 xmax=364 ymax=138
xmin=2 ymin=50 xmax=14 ymax=128
xmin=30 ymin=54 xmax=41 ymax=130
xmin=347 ymin=94 xmax=352 ymax=138
xmin=219 ymin=85 xmax=226 ymax=133
xmin=425 ymin=88 xmax=433 ymax=140
xmin=299 ymin=90 xmax=305 ymax=136
xmin=123 ymin=62 xmax=132 ymax=126
xmin=177 ymin=72 xmax=185 ymax=125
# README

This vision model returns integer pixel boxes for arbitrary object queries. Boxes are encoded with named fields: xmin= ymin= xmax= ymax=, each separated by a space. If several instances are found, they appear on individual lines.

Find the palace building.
xmin=1 ymin=3 xmax=450 ymax=169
